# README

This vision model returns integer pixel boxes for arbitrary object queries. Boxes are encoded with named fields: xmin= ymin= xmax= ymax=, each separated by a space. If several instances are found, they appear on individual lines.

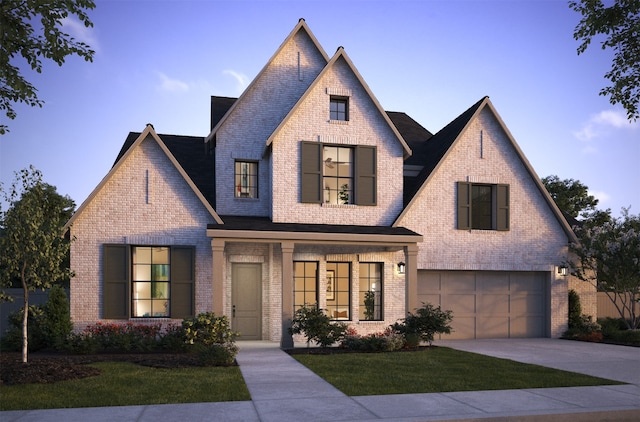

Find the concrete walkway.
xmin=1 ymin=339 xmax=639 ymax=421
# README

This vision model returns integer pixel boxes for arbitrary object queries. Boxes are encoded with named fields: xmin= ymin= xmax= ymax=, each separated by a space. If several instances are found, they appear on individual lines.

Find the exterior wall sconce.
xmin=397 ymin=262 xmax=405 ymax=275
xmin=557 ymin=266 xmax=568 ymax=276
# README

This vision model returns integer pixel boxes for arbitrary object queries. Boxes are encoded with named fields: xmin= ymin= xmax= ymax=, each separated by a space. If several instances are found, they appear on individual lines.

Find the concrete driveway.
xmin=434 ymin=338 xmax=640 ymax=385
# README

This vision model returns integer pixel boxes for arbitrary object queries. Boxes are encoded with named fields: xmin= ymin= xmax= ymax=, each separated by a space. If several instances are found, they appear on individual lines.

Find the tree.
xmin=569 ymin=0 xmax=640 ymax=121
xmin=0 ymin=166 xmax=75 ymax=362
xmin=0 ymin=0 xmax=96 ymax=134
xmin=542 ymin=175 xmax=600 ymax=220
xmin=569 ymin=209 xmax=640 ymax=330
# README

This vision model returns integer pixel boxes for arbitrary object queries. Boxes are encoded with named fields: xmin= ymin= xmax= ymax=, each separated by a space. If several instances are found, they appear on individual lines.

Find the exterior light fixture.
xmin=557 ymin=266 xmax=568 ymax=276
xmin=397 ymin=262 xmax=406 ymax=275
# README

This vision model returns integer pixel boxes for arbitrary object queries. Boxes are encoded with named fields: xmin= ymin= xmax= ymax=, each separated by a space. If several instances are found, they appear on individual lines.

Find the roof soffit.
xmin=266 ymin=47 xmax=412 ymax=158
xmin=205 ymin=19 xmax=329 ymax=143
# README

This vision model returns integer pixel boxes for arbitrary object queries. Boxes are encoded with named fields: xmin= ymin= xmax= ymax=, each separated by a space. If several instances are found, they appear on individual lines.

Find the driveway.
xmin=434 ymin=338 xmax=640 ymax=385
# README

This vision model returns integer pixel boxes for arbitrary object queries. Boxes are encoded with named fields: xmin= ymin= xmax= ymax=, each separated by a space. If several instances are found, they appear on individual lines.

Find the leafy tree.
xmin=542 ymin=175 xmax=599 ymax=219
xmin=569 ymin=0 xmax=640 ymax=121
xmin=569 ymin=209 xmax=640 ymax=330
xmin=0 ymin=0 xmax=96 ymax=134
xmin=0 ymin=166 xmax=75 ymax=362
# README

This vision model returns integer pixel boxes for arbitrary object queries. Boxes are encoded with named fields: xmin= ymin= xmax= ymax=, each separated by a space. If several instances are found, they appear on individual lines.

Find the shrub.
xmin=288 ymin=304 xmax=348 ymax=348
xmin=563 ymin=290 xmax=600 ymax=341
xmin=1 ymin=305 xmax=47 ymax=352
xmin=82 ymin=322 xmax=164 ymax=352
xmin=41 ymin=285 xmax=73 ymax=351
xmin=391 ymin=302 xmax=453 ymax=347
xmin=568 ymin=289 xmax=582 ymax=329
xmin=182 ymin=312 xmax=239 ymax=365
xmin=342 ymin=328 xmax=404 ymax=352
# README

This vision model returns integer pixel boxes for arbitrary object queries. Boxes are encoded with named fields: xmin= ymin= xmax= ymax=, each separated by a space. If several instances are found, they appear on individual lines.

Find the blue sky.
xmin=1 ymin=0 xmax=638 ymax=217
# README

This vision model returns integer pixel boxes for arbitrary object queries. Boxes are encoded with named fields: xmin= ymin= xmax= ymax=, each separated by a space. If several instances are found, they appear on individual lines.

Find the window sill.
xmin=322 ymin=203 xmax=357 ymax=208
xmin=234 ymin=196 xmax=260 ymax=201
xmin=329 ymin=119 xmax=349 ymax=125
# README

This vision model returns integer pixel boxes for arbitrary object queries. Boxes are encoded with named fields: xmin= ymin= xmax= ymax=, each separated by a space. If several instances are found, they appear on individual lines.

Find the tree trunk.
xmin=21 ymin=262 xmax=29 ymax=363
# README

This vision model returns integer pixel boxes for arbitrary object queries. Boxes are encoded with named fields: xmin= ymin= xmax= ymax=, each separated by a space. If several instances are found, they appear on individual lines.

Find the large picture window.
xmin=457 ymin=182 xmax=509 ymax=231
xmin=132 ymin=246 xmax=170 ymax=317
xmin=359 ymin=263 xmax=382 ymax=321
xmin=103 ymin=244 xmax=194 ymax=320
xmin=326 ymin=262 xmax=351 ymax=320
xmin=294 ymin=261 xmax=318 ymax=311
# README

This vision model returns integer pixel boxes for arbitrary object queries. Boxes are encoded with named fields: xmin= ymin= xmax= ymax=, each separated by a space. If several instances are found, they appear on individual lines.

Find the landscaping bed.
xmin=0 ymin=351 xmax=203 ymax=385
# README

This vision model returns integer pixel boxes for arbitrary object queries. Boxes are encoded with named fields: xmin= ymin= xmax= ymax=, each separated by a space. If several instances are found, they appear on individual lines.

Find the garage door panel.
xmin=448 ymin=317 xmax=475 ymax=339
xmin=444 ymin=294 xmax=476 ymax=314
xmin=478 ymin=317 xmax=509 ymax=338
xmin=478 ymin=294 xmax=509 ymax=314
xmin=418 ymin=270 xmax=547 ymax=339
xmin=511 ymin=316 xmax=544 ymax=337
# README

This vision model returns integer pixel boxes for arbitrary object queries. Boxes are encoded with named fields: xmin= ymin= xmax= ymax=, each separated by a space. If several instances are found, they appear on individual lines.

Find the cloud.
xmin=61 ymin=16 xmax=99 ymax=52
xmin=223 ymin=70 xmax=250 ymax=94
xmin=156 ymin=72 xmax=189 ymax=93
xmin=589 ymin=190 xmax=611 ymax=205
xmin=574 ymin=109 xmax=638 ymax=142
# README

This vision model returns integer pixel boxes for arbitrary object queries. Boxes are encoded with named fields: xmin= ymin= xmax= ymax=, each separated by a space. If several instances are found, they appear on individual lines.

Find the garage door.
xmin=417 ymin=271 xmax=547 ymax=339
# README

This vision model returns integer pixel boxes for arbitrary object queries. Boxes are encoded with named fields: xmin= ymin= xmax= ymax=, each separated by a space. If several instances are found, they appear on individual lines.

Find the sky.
xmin=1 ymin=0 xmax=638 ymax=218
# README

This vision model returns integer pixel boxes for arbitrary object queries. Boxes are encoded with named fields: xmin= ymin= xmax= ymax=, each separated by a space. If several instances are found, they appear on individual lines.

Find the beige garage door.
xmin=418 ymin=271 xmax=548 ymax=339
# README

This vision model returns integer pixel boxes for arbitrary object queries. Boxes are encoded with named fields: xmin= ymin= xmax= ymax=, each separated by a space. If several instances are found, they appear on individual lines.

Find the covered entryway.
xmin=232 ymin=263 xmax=262 ymax=340
xmin=418 ymin=271 xmax=548 ymax=339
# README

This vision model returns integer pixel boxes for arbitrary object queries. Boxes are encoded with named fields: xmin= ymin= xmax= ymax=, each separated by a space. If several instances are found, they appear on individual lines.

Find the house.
xmin=65 ymin=19 xmax=580 ymax=346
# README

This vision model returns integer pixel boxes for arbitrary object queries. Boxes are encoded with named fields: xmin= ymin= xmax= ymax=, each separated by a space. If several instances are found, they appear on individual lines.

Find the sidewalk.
xmin=1 ymin=339 xmax=639 ymax=421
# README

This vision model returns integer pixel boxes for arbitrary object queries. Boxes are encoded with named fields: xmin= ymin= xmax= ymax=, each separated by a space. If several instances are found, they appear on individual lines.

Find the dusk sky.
xmin=1 ymin=0 xmax=638 ymax=218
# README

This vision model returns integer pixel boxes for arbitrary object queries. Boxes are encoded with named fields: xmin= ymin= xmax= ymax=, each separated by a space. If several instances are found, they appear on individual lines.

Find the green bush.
xmin=563 ymin=290 xmax=600 ymax=340
xmin=391 ymin=302 xmax=453 ymax=346
xmin=568 ymin=289 xmax=582 ymax=329
xmin=341 ymin=328 xmax=404 ymax=352
xmin=288 ymin=304 xmax=348 ymax=348
xmin=598 ymin=317 xmax=640 ymax=344
xmin=182 ymin=312 xmax=239 ymax=365
xmin=1 ymin=305 xmax=47 ymax=352
xmin=41 ymin=285 xmax=73 ymax=351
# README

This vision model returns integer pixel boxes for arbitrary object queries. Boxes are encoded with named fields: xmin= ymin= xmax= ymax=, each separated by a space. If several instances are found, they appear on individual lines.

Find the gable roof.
xmin=266 ymin=47 xmax=412 ymax=158
xmin=65 ymin=125 xmax=223 ymax=230
xmin=210 ymin=96 xmax=237 ymax=131
xmin=205 ymin=19 xmax=329 ymax=143
xmin=394 ymin=97 xmax=577 ymax=242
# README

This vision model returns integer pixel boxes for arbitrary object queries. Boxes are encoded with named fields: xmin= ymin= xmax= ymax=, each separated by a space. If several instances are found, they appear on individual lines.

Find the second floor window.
xmin=323 ymin=146 xmax=353 ymax=204
xmin=330 ymin=96 xmax=348 ymax=121
xmin=235 ymin=161 xmax=258 ymax=198
xmin=457 ymin=182 xmax=510 ymax=231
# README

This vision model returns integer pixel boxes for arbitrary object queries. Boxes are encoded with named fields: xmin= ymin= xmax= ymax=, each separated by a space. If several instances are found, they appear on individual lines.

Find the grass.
xmin=292 ymin=347 xmax=625 ymax=396
xmin=0 ymin=362 xmax=250 ymax=411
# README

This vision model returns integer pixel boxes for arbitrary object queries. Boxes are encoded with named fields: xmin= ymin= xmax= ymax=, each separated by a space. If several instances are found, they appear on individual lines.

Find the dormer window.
xmin=235 ymin=161 xmax=258 ymax=198
xmin=330 ymin=96 xmax=348 ymax=121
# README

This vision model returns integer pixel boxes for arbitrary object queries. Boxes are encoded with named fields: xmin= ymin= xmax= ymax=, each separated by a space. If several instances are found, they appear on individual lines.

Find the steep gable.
xmin=66 ymin=125 xmax=222 ymax=230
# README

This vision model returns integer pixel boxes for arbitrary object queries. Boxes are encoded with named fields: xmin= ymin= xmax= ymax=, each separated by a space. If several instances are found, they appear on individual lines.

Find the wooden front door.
xmin=232 ymin=263 xmax=262 ymax=340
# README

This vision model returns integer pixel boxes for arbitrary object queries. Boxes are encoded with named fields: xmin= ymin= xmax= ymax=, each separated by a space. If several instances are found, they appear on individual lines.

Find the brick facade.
xmin=69 ymin=135 xmax=216 ymax=329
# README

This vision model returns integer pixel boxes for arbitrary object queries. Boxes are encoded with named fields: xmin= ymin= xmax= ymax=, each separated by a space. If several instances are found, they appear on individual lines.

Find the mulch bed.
xmin=0 ymin=352 xmax=202 ymax=386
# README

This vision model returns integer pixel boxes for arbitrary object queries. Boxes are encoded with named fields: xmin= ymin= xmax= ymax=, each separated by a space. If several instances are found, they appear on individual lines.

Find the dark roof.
xmin=209 ymin=215 xmax=421 ymax=237
xmin=114 ymin=131 xmax=215 ymax=208
xmin=386 ymin=111 xmax=433 ymax=166
xmin=402 ymin=97 xmax=487 ymax=206
xmin=210 ymin=96 xmax=237 ymax=130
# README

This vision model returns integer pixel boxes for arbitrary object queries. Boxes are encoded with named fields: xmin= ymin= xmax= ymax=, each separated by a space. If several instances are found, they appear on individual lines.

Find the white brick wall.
xmin=397 ymin=107 xmax=572 ymax=337
xmin=69 ymin=135 xmax=216 ymax=330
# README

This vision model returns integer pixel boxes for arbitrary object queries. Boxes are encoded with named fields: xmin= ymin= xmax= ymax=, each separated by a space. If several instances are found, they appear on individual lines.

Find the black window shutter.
xmin=457 ymin=182 xmax=471 ymax=230
xmin=496 ymin=184 xmax=510 ymax=231
xmin=355 ymin=146 xmax=377 ymax=206
xmin=171 ymin=246 xmax=195 ymax=319
xmin=103 ymin=244 xmax=129 ymax=319
xmin=301 ymin=142 xmax=322 ymax=203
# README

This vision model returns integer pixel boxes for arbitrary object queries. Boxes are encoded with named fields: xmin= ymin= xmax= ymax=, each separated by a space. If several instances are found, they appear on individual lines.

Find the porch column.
xmin=405 ymin=244 xmax=419 ymax=314
xmin=211 ymin=238 xmax=225 ymax=316
xmin=280 ymin=241 xmax=295 ymax=348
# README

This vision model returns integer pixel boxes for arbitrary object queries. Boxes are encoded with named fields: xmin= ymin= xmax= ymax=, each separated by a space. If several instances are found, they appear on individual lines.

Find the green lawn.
xmin=292 ymin=347 xmax=625 ymax=396
xmin=0 ymin=362 xmax=250 ymax=411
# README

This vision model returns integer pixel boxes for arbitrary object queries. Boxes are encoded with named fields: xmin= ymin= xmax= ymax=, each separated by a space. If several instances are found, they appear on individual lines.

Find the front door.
xmin=232 ymin=263 xmax=262 ymax=340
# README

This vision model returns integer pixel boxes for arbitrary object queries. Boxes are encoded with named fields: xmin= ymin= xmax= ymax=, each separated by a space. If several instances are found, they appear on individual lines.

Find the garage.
xmin=417 ymin=271 xmax=548 ymax=339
